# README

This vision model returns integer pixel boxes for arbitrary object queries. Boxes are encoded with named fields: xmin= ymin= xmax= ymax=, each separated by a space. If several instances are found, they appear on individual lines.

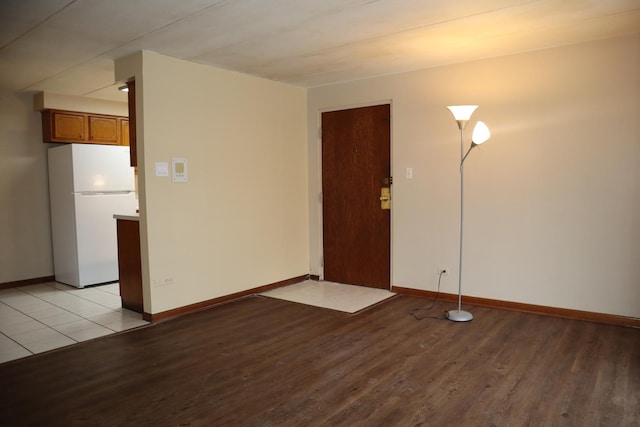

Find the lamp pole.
xmin=445 ymin=106 xmax=490 ymax=322
xmin=447 ymin=121 xmax=474 ymax=322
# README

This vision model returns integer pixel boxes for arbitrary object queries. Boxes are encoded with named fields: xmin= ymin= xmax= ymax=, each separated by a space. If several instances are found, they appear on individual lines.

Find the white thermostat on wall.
xmin=172 ymin=157 xmax=188 ymax=183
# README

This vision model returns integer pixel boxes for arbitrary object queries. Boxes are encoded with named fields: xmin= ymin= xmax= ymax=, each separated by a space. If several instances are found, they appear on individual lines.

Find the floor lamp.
xmin=446 ymin=105 xmax=491 ymax=322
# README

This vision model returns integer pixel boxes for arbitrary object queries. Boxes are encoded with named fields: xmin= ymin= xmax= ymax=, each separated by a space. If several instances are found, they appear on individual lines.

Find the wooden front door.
xmin=321 ymin=104 xmax=391 ymax=289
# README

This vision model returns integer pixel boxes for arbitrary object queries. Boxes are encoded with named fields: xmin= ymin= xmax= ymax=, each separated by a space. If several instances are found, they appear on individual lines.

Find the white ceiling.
xmin=1 ymin=0 xmax=639 ymax=102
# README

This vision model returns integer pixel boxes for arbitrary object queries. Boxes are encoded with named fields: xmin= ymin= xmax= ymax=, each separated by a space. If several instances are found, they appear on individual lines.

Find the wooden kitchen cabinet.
xmin=126 ymin=80 xmax=137 ymax=166
xmin=120 ymin=119 xmax=130 ymax=147
xmin=42 ymin=109 xmax=130 ymax=146
xmin=42 ymin=110 xmax=87 ymax=143
xmin=88 ymin=115 xmax=119 ymax=145
xmin=116 ymin=218 xmax=143 ymax=314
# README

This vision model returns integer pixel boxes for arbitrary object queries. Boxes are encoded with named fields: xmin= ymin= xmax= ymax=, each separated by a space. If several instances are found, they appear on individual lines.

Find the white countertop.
xmin=114 ymin=214 xmax=139 ymax=221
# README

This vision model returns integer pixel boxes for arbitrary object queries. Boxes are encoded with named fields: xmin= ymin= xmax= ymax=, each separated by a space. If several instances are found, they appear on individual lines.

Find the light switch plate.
xmin=405 ymin=167 xmax=413 ymax=179
xmin=155 ymin=162 xmax=169 ymax=177
xmin=172 ymin=158 xmax=188 ymax=183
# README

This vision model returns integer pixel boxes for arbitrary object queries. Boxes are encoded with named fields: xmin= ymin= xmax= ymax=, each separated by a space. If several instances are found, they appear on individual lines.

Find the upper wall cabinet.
xmin=88 ymin=115 xmax=119 ymax=145
xmin=120 ymin=119 xmax=130 ymax=147
xmin=42 ymin=109 xmax=129 ymax=146
xmin=42 ymin=110 xmax=87 ymax=143
xmin=126 ymin=80 xmax=137 ymax=166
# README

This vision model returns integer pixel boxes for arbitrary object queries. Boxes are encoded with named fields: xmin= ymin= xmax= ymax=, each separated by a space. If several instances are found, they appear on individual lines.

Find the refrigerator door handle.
xmin=77 ymin=191 xmax=134 ymax=196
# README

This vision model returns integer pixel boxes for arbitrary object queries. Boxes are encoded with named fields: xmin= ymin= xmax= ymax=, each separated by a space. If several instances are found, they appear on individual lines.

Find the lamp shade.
xmin=447 ymin=105 xmax=478 ymax=121
xmin=471 ymin=121 xmax=490 ymax=144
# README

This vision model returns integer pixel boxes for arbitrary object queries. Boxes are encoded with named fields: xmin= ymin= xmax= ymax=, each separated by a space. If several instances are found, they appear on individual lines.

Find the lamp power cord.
xmin=410 ymin=270 xmax=446 ymax=321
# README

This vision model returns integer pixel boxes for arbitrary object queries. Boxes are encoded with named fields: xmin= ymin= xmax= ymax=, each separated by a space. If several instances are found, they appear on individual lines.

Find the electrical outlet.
xmin=153 ymin=277 xmax=174 ymax=287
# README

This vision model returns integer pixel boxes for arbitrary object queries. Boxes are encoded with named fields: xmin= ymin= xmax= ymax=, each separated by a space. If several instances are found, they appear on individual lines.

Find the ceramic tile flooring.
xmin=261 ymin=280 xmax=395 ymax=313
xmin=0 ymin=282 xmax=149 ymax=364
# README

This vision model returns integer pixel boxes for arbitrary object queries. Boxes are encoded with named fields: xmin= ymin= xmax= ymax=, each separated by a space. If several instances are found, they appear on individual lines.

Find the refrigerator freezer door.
xmin=71 ymin=144 xmax=135 ymax=192
xmin=74 ymin=192 xmax=138 ymax=287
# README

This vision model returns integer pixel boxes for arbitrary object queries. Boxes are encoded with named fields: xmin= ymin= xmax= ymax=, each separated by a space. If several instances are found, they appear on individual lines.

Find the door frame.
xmin=315 ymin=100 xmax=394 ymax=289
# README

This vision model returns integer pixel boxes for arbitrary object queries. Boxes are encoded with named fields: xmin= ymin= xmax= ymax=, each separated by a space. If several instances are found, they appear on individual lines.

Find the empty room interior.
xmin=1 ymin=1 xmax=639 ymax=425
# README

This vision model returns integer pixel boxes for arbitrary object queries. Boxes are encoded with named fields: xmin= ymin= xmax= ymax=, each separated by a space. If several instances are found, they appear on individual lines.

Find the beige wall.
xmin=0 ymin=90 xmax=129 ymax=284
xmin=116 ymin=51 xmax=309 ymax=314
xmin=33 ymin=92 xmax=128 ymax=116
xmin=0 ymin=91 xmax=53 ymax=283
xmin=307 ymin=35 xmax=640 ymax=317
xmin=4 ymin=36 xmax=637 ymax=319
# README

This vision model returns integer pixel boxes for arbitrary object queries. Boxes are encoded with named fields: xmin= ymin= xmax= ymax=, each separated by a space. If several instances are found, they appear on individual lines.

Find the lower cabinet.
xmin=116 ymin=219 xmax=143 ymax=313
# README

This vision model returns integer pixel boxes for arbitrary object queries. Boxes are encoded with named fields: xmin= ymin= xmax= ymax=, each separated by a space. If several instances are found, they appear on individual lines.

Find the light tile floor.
xmin=0 ymin=282 xmax=149 ymax=364
xmin=261 ymin=280 xmax=395 ymax=313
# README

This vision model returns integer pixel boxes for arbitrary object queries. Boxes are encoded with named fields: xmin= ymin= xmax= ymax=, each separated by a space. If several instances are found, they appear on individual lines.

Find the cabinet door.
xmin=49 ymin=111 xmax=87 ymax=142
xmin=116 ymin=219 xmax=143 ymax=313
xmin=127 ymin=80 xmax=137 ymax=166
xmin=88 ymin=115 xmax=119 ymax=145
xmin=120 ymin=119 xmax=130 ymax=146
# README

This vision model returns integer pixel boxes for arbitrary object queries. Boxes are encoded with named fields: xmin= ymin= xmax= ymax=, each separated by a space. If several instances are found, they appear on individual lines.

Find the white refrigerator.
xmin=48 ymin=144 xmax=138 ymax=288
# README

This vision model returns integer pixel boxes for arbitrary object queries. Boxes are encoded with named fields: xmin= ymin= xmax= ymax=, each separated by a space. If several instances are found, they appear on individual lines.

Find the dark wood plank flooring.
xmin=1 ymin=295 xmax=638 ymax=426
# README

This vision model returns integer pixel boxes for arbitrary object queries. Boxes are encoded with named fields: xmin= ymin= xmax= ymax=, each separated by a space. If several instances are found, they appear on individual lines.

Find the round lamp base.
xmin=446 ymin=310 xmax=473 ymax=322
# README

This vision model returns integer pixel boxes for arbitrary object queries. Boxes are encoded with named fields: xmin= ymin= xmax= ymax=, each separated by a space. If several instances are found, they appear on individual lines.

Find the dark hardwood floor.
xmin=1 ymin=294 xmax=638 ymax=426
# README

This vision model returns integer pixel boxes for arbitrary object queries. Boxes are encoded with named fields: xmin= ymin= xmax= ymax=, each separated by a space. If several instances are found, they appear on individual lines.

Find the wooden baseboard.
xmin=144 ymin=274 xmax=310 ymax=323
xmin=309 ymin=274 xmax=320 ymax=281
xmin=391 ymin=286 xmax=640 ymax=329
xmin=0 ymin=276 xmax=55 ymax=290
